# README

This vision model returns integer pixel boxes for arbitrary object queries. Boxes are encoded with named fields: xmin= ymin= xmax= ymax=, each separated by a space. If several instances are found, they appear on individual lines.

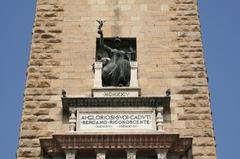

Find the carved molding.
xmin=62 ymin=96 xmax=171 ymax=113
xmin=40 ymin=134 xmax=192 ymax=156
xmin=156 ymin=149 xmax=167 ymax=159
xmin=69 ymin=110 xmax=76 ymax=132
xmin=65 ymin=150 xmax=76 ymax=159
xmin=96 ymin=150 xmax=106 ymax=159
xmin=126 ymin=149 xmax=137 ymax=159
xmin=156 ymin=107 xmax=164 ymax=132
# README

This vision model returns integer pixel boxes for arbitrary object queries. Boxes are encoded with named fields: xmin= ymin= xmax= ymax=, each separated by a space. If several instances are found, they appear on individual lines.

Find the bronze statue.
xmin=97 ymin=20 xmax=134 ymax=87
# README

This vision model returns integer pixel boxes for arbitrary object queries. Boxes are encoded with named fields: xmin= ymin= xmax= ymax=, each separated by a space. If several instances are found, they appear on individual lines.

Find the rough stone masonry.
xmin=17 ymin=0 xmax=217 ymax=159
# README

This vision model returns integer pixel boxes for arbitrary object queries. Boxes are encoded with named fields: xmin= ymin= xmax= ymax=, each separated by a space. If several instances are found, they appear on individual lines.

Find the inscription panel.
xmin=93 ymin=90 xmax=139 ymax=97
xmin=77 ymin=111 xmax=155 ymax=131
xmin=103 ymin=91 xmax=129 ymax=97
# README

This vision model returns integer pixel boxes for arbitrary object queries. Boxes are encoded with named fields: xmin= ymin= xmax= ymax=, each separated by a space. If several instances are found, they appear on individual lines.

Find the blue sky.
xmin=199 ymin=0 xmax=240 ymax=157
xmin=0 ymin=0 xmax=239 ymax=158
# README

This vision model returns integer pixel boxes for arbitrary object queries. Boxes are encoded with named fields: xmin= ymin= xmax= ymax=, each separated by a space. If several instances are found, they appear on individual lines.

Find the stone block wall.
xmin=17 ymin=0 xmax=217 ymax=158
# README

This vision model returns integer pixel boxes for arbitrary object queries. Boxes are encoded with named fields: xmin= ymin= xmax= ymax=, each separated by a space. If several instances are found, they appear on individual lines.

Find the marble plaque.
xmin=92 ymin=87 xmax=140 ymax=97
xmin=78 ymin=112 xmax=154 ymax=131
xmin=101 ymin=91 xmax=132 ymax=97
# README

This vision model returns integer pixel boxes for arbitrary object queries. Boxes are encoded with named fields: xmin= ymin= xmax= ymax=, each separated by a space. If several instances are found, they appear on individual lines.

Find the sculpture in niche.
xmin=97 ymin=20 xmax=136 ymax=87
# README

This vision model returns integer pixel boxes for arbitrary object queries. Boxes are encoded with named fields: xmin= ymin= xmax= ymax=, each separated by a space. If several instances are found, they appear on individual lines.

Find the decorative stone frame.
xmin=94 ymin=37 xmax=138 ymax=89
xmin=62 ymin=96 xmax=170 ymax=133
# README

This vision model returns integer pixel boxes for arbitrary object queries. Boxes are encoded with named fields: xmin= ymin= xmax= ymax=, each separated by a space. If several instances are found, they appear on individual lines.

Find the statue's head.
xmin=114 ymin=37 xmax=121 ymax=48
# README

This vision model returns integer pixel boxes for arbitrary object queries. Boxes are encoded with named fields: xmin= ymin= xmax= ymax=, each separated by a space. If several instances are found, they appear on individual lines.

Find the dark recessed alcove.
xmin=96 ymin=37 xmax=137 ymax=61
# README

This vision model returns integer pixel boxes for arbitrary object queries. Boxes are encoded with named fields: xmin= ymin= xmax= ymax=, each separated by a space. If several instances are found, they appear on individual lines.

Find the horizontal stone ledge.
xmin=40 ymin=133 xmax=192 ymax=156
xmin=62 ymin=96 xmax=171 ymax=113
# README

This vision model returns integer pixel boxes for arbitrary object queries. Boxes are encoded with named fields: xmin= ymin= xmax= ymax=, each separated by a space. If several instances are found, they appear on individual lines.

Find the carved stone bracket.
xmin=126 ymin=149 xmax=137 ymax=159
xmin=156 ymin=107 xmax=164 ymax=132
xmin=69 ymin=109 xmax=77 ymax=132
xmin=96 ymin=150 xmax=106 ymax=159
xmin=156 ymin=149 xmax=168 ymax=159
xmin=65 ymin=150 xmax=76 ymax=159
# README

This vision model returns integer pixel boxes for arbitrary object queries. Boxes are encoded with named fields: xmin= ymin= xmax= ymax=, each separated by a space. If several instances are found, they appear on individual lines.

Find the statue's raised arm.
xmin=96 ymin=20 xmax=112 ymax=53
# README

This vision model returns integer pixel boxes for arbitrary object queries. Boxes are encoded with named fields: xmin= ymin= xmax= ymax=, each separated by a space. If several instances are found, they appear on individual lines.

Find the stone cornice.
xmin=62 ymin=96 xmax=171 ymax=113
xmin=40 ymin=133 xmax=192 ymax=156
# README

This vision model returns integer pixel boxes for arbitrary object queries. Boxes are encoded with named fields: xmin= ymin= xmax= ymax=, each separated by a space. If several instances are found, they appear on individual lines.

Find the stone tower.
xmin=17 ymin=0 xmax=217 ymax=159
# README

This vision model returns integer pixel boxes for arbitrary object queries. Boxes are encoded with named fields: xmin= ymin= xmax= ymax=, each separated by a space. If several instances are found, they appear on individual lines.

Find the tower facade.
xmin=17 ymin=0 xmax=217 ymax=159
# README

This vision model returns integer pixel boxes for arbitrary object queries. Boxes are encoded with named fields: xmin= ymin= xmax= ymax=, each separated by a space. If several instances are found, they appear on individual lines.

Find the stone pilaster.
xmin=94 ymin=62 xmax=103 ymax=88
xmin=156 ymin=107 xmax=164 ymax=132
xmin=69 ymin=109 xmax=76 ymax=132
xmin=130 ymin=61 xmax=138 ymax=87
